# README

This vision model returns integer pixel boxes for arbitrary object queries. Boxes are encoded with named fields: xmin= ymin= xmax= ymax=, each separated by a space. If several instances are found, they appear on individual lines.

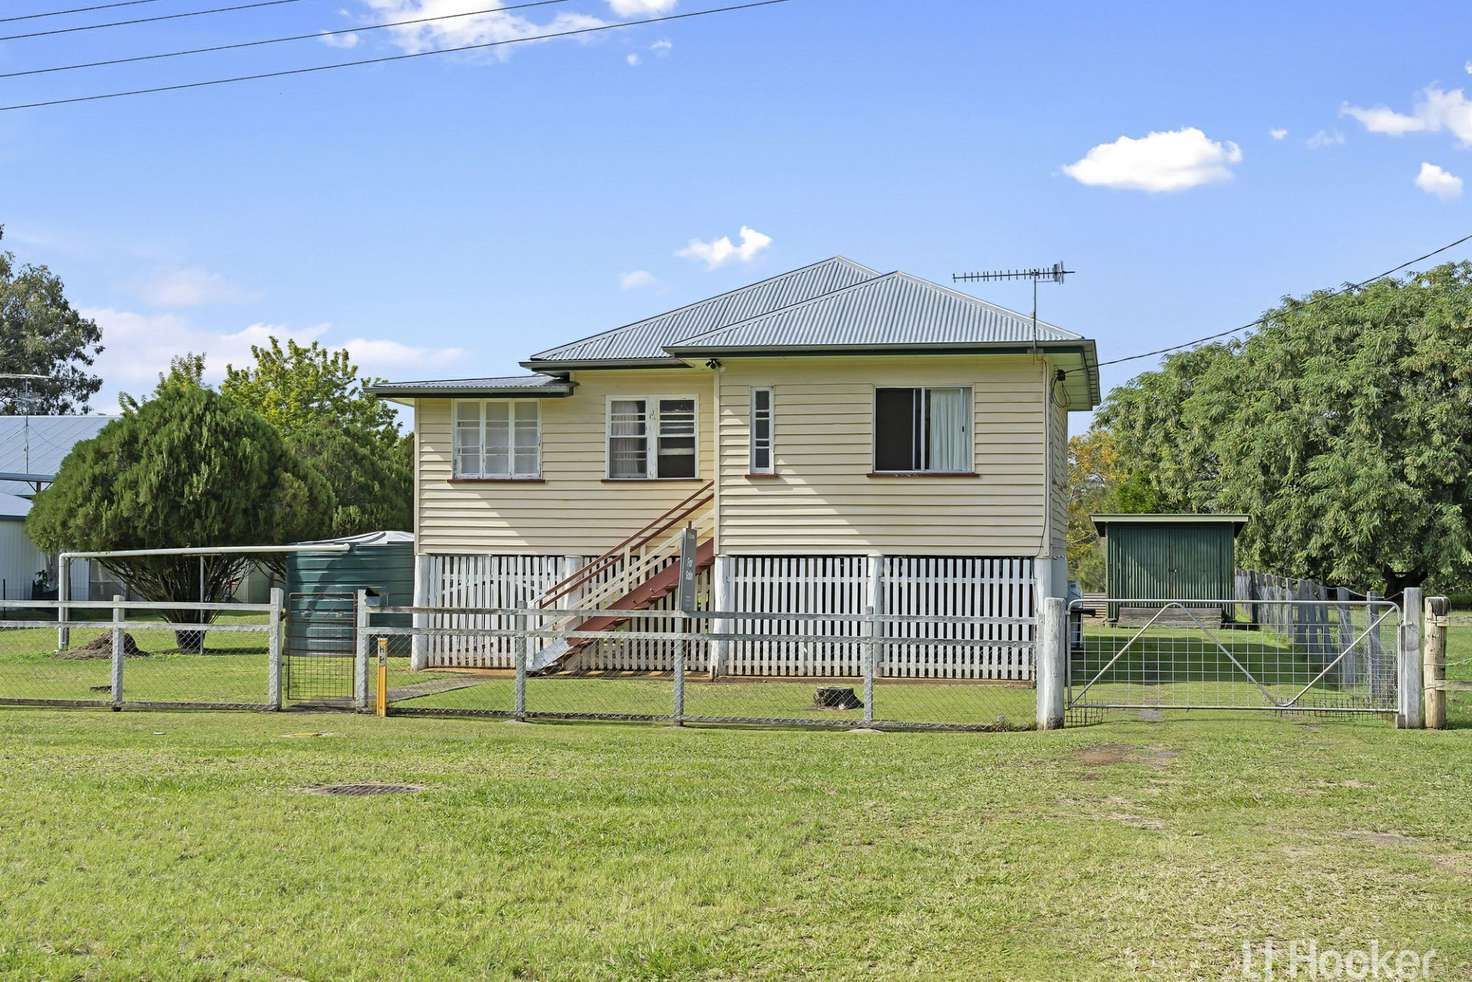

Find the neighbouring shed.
xmin=0 ymin=493 xmax=46 ymax=607
xmin=1090 ymin=514 xmax=1248 ymax=624
xmin=285 ymin=531 xmax=415 ymax=657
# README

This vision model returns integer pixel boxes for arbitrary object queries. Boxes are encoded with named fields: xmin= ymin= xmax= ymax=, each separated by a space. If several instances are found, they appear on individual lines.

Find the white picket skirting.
xmin=425 ymin=555 xmax=562 ymax=668
xmin=425 ymin=552 xmax=1036 ymax=678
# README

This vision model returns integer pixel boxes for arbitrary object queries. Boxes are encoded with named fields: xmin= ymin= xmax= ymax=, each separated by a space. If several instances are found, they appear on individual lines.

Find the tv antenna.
xmin=952 ymin=261 xmax=1075 ymax=349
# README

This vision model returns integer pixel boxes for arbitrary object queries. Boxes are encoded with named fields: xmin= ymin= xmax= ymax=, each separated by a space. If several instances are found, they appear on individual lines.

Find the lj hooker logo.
xmin=1241 ymin=940 xmax=1437 ymax=980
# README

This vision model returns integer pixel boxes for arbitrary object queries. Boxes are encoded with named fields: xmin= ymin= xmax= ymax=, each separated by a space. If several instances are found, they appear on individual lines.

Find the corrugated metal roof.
xmin=526 ymin=256 xmax=879 ymax=364
xmin=666 ymin=272 xmax=1083 ymax=352
xmin=0 ymin=415 xmax=117 ymax=498
xmin=366 ymin=375 xmax=572 ymax=397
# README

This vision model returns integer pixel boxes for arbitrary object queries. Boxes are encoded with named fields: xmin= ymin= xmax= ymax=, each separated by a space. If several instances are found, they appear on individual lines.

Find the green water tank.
xmin=284 ymin=531 xmax=414 ymax=655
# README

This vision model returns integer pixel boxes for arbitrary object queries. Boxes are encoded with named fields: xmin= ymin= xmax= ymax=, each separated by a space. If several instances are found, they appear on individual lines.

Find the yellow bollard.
xmin=375 ymin=638 xmax=389 ymax=717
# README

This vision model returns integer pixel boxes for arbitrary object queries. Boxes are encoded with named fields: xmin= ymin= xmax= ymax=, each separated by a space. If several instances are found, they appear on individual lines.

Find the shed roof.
xmin=1091 ymin=513 xmax=1249 ymax=535
xmin=0 ymin=415 xmax=117 ymax=497
xmin=524 ymin=256 xmax=879 ymax=367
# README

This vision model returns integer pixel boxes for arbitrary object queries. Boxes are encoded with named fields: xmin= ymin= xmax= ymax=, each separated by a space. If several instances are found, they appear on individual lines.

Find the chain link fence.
xmin=367 ymin=605 xmax=1037 ymax=731
xmin=0 ymin=598 xmax=280 ymax=710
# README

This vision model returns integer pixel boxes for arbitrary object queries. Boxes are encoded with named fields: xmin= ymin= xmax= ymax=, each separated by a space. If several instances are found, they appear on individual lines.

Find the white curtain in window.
xmin=927 ymin=387 xmax=969 ymax=472
xmin=609 ymin=399 xmax=648 ymax=478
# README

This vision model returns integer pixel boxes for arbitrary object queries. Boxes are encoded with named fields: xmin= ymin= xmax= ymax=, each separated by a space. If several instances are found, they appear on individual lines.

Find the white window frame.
xmin=871 ymin=385 xmax=973 ymax=474
xmin=604 ymin=393 xmax=700 ymax=480
xmin=452 ymin=398 xmax=541 ymax=479
xmin=749 ymin=386 xmax=774 ymax=474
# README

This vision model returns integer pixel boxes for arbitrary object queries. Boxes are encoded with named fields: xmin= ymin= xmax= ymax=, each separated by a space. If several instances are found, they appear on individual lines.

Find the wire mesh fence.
xmin=1066 ymin=597 xmax=1402 ymax=722
xmin=0 ymin=599 xmax=279 ymax=710
xmin=368 ymin=606 xmax=1038 ymax=731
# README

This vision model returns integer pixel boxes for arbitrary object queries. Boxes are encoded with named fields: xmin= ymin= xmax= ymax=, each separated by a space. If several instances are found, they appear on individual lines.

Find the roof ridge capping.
xmin=664 ymin=268 xmax=1085 ymax=352
xmin=527 ymin=255 xmax=881 ymax=363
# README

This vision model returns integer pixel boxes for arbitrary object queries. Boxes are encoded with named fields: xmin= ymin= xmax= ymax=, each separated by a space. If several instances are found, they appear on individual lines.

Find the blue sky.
xmin=1 ymin=0 xmax=1469 ymax=419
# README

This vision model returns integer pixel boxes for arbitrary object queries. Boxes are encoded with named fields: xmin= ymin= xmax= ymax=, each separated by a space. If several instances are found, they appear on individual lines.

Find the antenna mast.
xmin=952 ymin=262 xmax=1075 ymax=350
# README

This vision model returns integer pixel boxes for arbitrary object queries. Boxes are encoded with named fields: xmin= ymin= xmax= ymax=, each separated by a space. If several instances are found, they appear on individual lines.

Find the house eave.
xmin=519 ymin=358 xmax=692 ymax=372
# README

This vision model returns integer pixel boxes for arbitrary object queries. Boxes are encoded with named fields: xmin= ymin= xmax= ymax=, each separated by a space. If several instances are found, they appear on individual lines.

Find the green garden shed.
xmin=1090 ymin=514 xmax=1248 ymax=623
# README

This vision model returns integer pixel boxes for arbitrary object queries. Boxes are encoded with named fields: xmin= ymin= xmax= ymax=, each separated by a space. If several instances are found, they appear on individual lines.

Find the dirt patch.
xmin=1076 ymin=744 xmax=1134 ymax=767
xmin=56 ymin=633 xmax=148 ymax=660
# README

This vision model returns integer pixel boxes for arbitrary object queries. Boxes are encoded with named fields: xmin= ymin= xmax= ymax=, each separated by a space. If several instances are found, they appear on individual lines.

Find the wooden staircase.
xmin=528 ymin=483 xmax=715 ymax=673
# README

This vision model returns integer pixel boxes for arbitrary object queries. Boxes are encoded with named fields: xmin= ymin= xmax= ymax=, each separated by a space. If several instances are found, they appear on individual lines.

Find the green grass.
xmin=0 ymin=628 xmax=1468 ymax=979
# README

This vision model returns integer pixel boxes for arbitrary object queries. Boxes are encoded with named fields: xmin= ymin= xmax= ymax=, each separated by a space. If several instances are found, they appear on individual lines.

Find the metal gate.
xmin=1066 ymin=596 xmax=1401 ymax=721
xmin=284 ymin=592 xmax=357 ymax=703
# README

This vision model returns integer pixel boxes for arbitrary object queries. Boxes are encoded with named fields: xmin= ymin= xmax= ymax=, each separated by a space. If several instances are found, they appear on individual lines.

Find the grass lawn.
xmin=0 ymin=628 xmax=1468 ymax=980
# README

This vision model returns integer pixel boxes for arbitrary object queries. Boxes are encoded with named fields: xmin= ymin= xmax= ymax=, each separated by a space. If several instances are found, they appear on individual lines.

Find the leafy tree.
xmin=27 ymin=360 xmax=333 ymax=648
xmin=221 ymin=338 xmax=411 ymax=535
xmin=1097 ymin=262 xmax=1472 ymax=595
xmin=0 ymin=226 xmax=104 ymax=414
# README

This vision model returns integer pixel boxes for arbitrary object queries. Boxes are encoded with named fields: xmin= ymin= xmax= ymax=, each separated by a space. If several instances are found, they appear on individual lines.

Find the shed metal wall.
xmin=285 ymin=542 xmax=415 ymax=654
xmin=1104 ymin=522 xmax=1236 ymax=617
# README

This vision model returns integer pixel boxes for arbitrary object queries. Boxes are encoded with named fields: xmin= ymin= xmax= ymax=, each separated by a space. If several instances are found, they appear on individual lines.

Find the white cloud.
xmin=1061 ymin=127 xmax=1242 ymax=192
xmin=626 ymin=52 xmax=641 ymax=66
xmin=608 ymin=0 xmax=676 ymax=15
xmin=1466 ymin=61 xmax=1471 ymax=75
xmin=1269 ymin=128 xmax=1288 ymax=140
xmin=1415 ymin=161 xmax=1463 ymax=200
xmin=139 ymin=267 xmax=248 ymax=308
xmin=361 ymin=0 xmax=607 ymax=58
xmin=1342 ymin=86 xmax=1472 ymax=146
xmin=1306 ymin=129 xmax=1345 ymax=149
xmin=82 ymin=308 xmax=464 ymax=410
xmin=677 ymin=226 xmax=773 ymax=269
xmin=620 ymin=270 xmax=658 ymax=289
xmin=319 ymin=30 xmax=360 ymax=48
xmin=650 ymin=38 xmax=672 ymax=53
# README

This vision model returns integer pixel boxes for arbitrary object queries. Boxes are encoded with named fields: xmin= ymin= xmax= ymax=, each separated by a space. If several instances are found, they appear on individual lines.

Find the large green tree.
xmin=27 ymin=360 xmax=333 ymax=647
xmin=0 ymin=227 xmax=103 ymax=414
xmin=221 ymin=338 xmax=411 ymax=536
xmin=1098 ymin=262 xmax=1472 ymax=595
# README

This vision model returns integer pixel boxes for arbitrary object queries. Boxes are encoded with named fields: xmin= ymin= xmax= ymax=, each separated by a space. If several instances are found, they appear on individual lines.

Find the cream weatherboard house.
xmin=372 ymin=257 xmax=1100 ymax=679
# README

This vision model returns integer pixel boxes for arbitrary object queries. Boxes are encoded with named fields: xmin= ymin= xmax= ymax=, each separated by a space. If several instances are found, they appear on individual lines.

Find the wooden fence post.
xmin=1397 ymin=587 xmax=1424 ymax=729
xmin=110 ymin=594 xmax=124 ymax=709
xmin=1424 ymin=595 xmax=1448 ymax=730
xmin=1036 ymin=597 xmax=1066 ymax=730
xmin=267 ymin=587 xmax=283 ymax=710
xmin=353 ymin=589 xmax=369 ymax=712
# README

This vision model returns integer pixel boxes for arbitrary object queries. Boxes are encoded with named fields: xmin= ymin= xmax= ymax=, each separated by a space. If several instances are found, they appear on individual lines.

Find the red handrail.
xmin=538 ymin=480 xmax=714 ymax=608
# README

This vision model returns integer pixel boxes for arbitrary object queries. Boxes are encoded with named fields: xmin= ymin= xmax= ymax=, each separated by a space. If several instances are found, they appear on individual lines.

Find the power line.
xmin=0 ymin=0 xmax=304 ymax=42
xmin=0 ymin=0 xmax=570 ymax=78
xmin=1083 ymin=231 xmax=1472 ymax=374
xmin=0 ymin=0 xmax=794 ymax=112
xmin=0 ymin=0 xmax=166 ymax=24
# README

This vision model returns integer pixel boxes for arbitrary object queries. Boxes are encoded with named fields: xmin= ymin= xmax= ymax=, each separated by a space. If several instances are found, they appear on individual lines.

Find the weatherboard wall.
xmin=714 ymin=355 xmax=1051 ymax=556
xmin=415 ymin=370 xmax=715 ymax=555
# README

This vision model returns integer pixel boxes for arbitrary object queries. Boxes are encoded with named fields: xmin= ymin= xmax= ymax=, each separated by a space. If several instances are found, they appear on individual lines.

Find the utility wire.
xmin=0 ymin=0 xmax=794 ymax=112
xmin=0 ymin=0 xmax=304 ymax=41
xmin=1080 ymin=231 xmax=1472 ymax=374
xmin=0 ymin=0 xmax=569 ymax=77
xmin=0 ymin=0 xmax=166 ymax=24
